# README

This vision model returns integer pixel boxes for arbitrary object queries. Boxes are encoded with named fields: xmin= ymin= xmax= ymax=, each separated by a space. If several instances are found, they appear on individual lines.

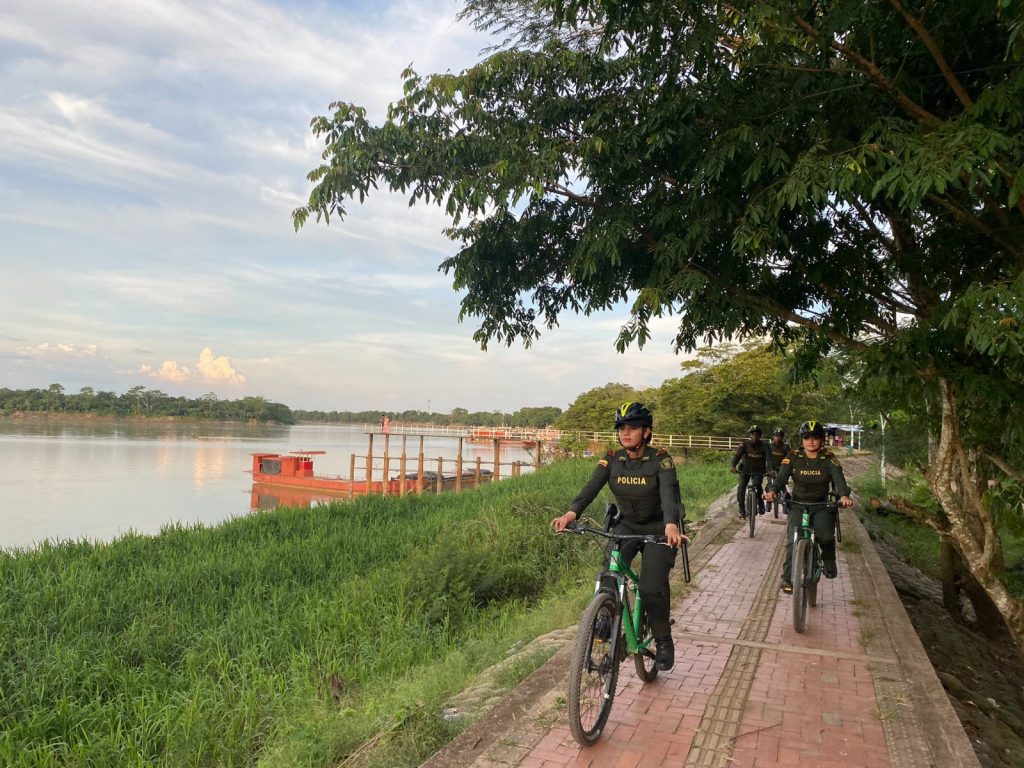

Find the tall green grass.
xmin=0 ymin=459 xmax=734 ymax=767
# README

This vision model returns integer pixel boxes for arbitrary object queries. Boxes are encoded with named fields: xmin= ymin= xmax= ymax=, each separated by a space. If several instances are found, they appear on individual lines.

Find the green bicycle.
xmin=744 ymin=482 xmax=759 ymax=537
xmin=789 ymin=497 xmax=842 ymax=633
xmin=562 ymin=510 xmax=690 ymax=745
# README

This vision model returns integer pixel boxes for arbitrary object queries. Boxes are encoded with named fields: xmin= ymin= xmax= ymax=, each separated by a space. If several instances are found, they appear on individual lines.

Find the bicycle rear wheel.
xmin=631 ymin=595 xmax=659 ymax=683
xmin=792 ymin=538 xmax=809 ymax=633
xmin=746 ymin=488 xmax=757 ymax=537
xmin=568 ymin=591 xmax=621 ymax=745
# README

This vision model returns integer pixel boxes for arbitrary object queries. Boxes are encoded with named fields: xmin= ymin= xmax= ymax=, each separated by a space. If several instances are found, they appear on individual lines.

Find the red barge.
xmin=248 ymin=451 xmax=496 ymax=509
xmin=250 ymin=451 xmax=406 ymax=497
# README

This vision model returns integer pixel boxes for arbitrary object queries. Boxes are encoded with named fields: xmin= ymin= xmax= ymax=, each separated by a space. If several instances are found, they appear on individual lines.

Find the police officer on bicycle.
xmin=764 ymin=420 xmax=854 ymax=593
xmin=730 ymin=425 xmax=767 ymax=517
xmin=551 ymin=402 xmax=685 ymax=670
xmin=767 ymin=428 xmax=791 ymax=472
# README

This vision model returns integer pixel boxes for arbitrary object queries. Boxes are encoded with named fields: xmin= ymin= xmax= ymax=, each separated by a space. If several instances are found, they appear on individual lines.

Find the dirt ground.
xmin=861 ymin=517 xmax=1024 ymax=768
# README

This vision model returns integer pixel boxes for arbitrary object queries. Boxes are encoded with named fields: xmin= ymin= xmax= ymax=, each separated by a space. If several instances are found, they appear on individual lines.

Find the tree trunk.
xmin=938 ymin=539 xmax=962 ymax=620
xmin=926 ymin=378 xmax=1024 ymax=656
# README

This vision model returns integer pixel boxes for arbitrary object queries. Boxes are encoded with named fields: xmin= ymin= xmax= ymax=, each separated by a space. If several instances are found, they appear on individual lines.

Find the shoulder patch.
xmin=598 ymin=458 xmax=609 ymax=467
xmin=830 ymin=457 xmax=842 ymax=467
xmin=660 ymin=455 xmax=675 ymax=470
xmin=781 ymin=457 xmax=791 ymax=465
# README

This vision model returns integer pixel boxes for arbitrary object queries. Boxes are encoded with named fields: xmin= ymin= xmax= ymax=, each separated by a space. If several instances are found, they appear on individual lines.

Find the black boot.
xmin=655 ymin=636 xmax=674 ymax=670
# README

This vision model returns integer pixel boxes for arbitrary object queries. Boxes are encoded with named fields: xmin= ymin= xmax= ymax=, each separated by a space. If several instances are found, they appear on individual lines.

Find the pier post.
xmin=435 ymin=457 xmax=443 ymax=494
xmin=492 ymin=438 xmax=500 ymax=481
xmin=456 ymin=437 xmax=464 ymax=492
xmin=399 ymin=436 xmax=408 ymax=496
xmin=382 ymin=434 xmax=391 ymax=496
xmin=349 ymin=453 xmax=356 ymax=500
xmin=417 ymin=436 xmax=425 ymax=493
xmin=366 ymin=433 xmax=374 ymax=493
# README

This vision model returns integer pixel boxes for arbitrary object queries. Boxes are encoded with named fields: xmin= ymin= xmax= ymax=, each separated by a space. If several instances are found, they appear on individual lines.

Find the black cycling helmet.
xmin=773 ymin=428 xmax=785 ymax=437
xmin=748 ymin=424 xmax=762 ymax=436
xmin=614 ymin=401 xmax=654 ymax=429
xmin=799 ymin=420 xmax=826 ymax=439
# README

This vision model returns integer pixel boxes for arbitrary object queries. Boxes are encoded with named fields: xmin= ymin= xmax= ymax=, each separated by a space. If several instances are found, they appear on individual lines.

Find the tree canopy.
xmin=295 ymin=1 xmax=1024 ymax=648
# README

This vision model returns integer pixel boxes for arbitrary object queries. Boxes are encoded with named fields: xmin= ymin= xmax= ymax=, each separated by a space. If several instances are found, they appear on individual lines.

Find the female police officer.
xmin=551 ymin=402 xmax=685 ymax=670
xmin=764 ymin=420 xmax=854 ymax=593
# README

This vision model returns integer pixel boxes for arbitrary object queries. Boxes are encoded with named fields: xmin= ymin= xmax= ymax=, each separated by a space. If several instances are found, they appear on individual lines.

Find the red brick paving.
xmin=424 ymin=502 xmax=980 ymax=768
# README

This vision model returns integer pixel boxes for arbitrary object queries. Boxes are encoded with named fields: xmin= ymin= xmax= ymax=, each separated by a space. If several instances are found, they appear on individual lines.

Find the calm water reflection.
xmin=0 ymin=420 xmax=536 ymax=550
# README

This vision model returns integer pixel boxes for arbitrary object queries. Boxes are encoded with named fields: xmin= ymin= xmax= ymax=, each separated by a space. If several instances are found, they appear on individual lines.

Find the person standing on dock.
xmin=551 ymin=402 xmax=686 ymax=671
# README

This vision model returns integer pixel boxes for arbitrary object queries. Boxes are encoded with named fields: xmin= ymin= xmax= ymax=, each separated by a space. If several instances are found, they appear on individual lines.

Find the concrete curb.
xmin=846 ymin=509 xmax=981 ymax=767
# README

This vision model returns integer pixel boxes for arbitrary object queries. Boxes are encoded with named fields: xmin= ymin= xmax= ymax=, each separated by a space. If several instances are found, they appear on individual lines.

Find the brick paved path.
xmin=423 ymin=488 xmax=980 ymax=768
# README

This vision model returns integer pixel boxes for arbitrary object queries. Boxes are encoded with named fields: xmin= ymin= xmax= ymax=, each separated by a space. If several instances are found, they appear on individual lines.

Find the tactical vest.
xmin=787 ymin=452 xmax=835 ymax=500
xmin=738 ymin=439 xmax=767 ymax=472
xmin=607 ymin=448 xmax=667 ymax=524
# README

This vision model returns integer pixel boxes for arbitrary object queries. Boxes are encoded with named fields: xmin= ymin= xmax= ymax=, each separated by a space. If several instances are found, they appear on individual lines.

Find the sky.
xmin=0 ymin=0 xmax=693 ymax=414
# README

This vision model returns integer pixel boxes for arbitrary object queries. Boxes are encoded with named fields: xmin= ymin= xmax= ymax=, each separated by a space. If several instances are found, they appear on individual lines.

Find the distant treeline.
xmin=293 ymin=405 xmax=563 ymax=428
xmin=0 ymin=384 xmax=296 ymax=424
xmin=0 ymin=385 xmax=564 ymax=428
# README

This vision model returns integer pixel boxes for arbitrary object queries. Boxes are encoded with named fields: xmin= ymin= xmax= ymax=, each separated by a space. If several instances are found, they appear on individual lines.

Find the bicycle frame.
xmin=574 ymin=524 xmax=690 ymax=654
xmin=604 ymin=547 xmax=647 ymax=656
xmin=790 ymin=498 xmax=840 ymax=544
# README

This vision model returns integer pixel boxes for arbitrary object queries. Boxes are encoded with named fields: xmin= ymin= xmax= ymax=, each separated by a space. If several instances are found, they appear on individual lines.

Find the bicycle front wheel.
xmin=746 ymin=488 xmax=757 ymax=537
xmin=568 ymin=591 xmax=621 ymax=745
xmin=792 ymin=538 xmax=809 ymax=633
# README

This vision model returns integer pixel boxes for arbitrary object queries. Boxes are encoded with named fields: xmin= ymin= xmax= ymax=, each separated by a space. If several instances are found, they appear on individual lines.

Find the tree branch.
xmin=791 ymin=16 xmax=942 ymax=128
xmin=888 ymin=0 xmax=975 ymax=110
xmin=982 ymin=450 xmax=1024 ymax=485
xmin=926 ymin=194 xmax=1024 ymax=260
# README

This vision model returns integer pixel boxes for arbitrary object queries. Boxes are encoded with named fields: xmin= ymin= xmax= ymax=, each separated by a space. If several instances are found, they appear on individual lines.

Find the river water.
xmin=0 ymin=419 xmax=537 ymax=551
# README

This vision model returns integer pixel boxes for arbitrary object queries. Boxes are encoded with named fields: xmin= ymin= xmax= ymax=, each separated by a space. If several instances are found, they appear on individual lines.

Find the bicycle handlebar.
xmin=564 ymin=523 xmax=668 ymax=545
xmin=788 ymin=499 xmax=840 ymax=510
xmin=564 ymin=522 xmax=691 ymax=583
xmin=788 ymin=498 xmax=843 ymax=542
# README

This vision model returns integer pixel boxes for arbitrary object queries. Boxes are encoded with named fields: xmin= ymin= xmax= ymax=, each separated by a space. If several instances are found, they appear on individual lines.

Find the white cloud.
xmin=17 ymin=342 xmax=101 ymax=359
xmin=137 ymin=347 xmax=246 ymax=386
